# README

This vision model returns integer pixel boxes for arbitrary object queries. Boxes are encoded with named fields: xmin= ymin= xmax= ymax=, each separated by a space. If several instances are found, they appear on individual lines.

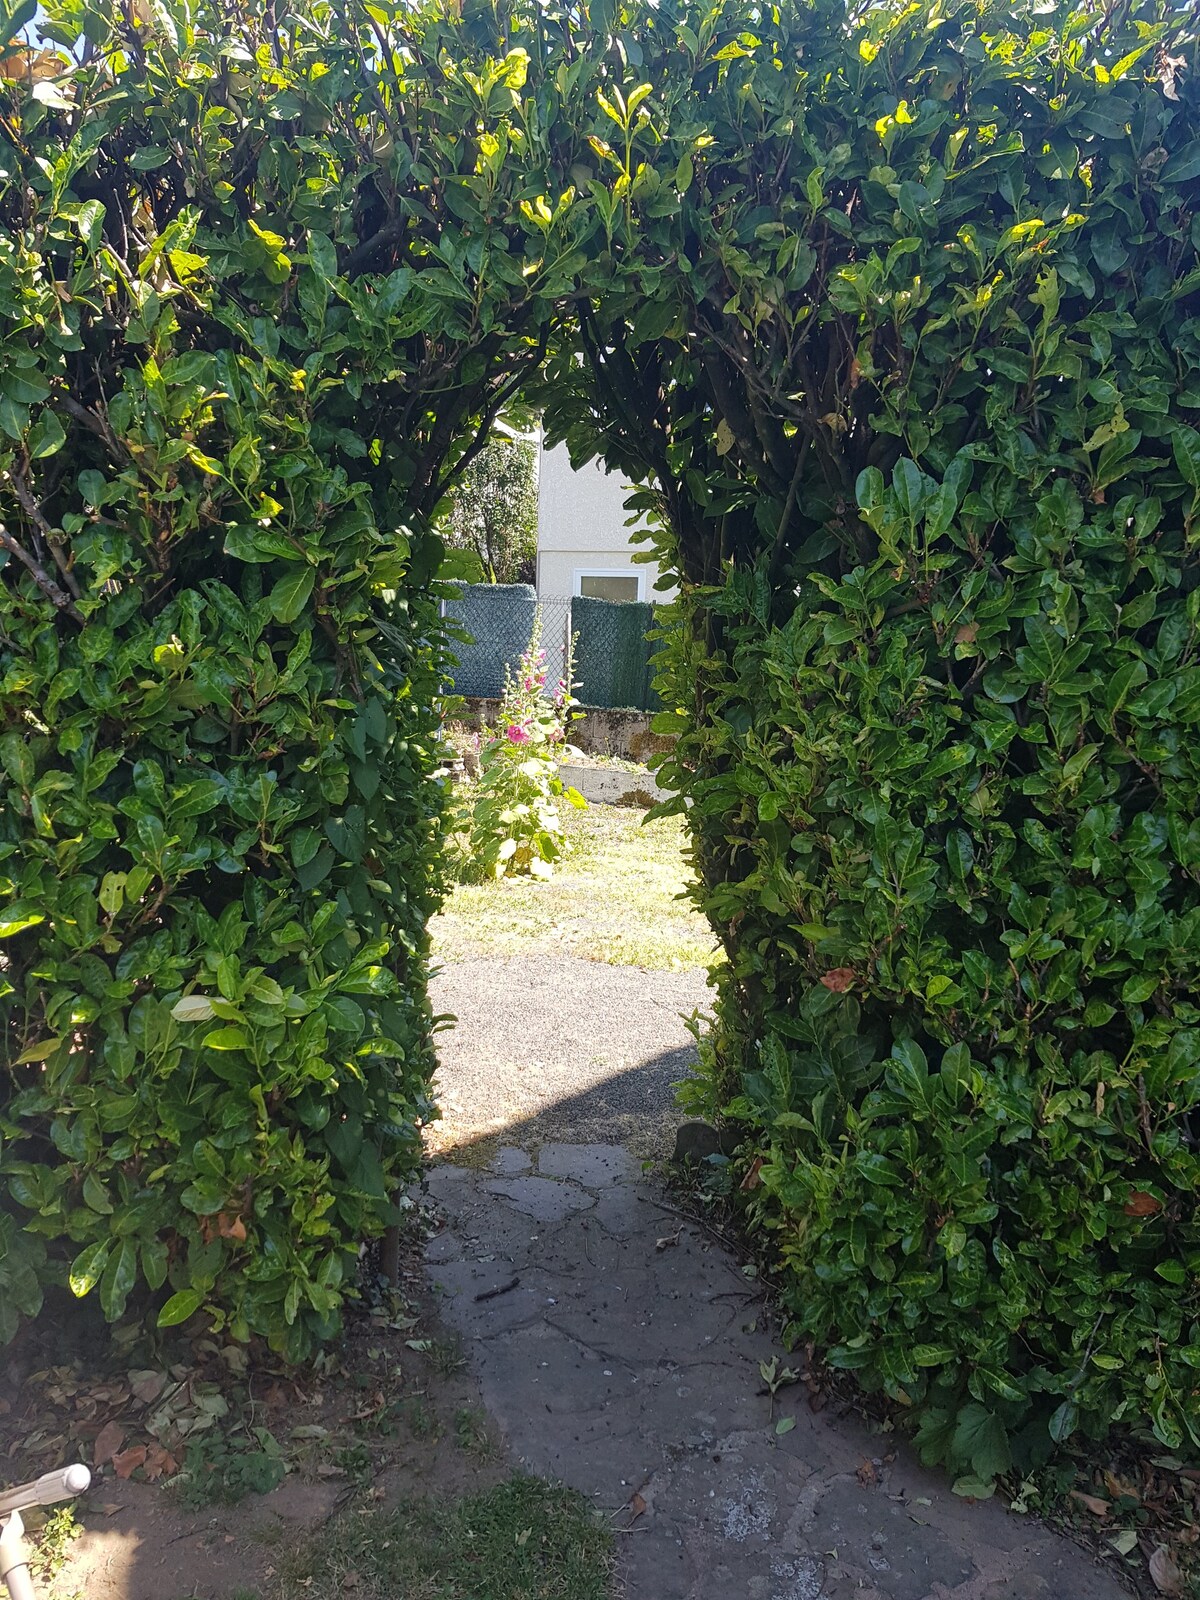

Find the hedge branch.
xmin=57 ymin=392 xmax=132 ymax=467
xmin=0 ymin=522 xmax=84 ymax=622
xmin=10 ymin=459 xmax=82 ymax=601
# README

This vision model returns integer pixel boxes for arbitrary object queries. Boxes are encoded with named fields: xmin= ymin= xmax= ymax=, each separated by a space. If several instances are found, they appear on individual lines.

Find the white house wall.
xmin=535 ymin=547 xmax=646 ymax=600
xmin=536 ymin=440 xmax=676 ymax=601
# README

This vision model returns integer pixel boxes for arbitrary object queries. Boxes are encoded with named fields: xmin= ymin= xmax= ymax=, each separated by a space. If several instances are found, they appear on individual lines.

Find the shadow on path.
xmin=425 ymin=1000 xmax=1130 ymax=1600
xmin=429 ymin=952 xmax=712 ymax=1159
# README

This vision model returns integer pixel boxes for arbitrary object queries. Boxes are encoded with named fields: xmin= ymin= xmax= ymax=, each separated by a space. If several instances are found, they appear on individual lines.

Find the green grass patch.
xmin=434 ymin=802 xmax=717 ymax=971
xmin=283 ymin=1476 xmax=613 ymax=1600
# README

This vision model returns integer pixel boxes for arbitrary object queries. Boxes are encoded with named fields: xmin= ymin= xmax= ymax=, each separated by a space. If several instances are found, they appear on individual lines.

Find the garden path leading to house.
xmin=425 ymin=833 xmax=1131 ymax=1600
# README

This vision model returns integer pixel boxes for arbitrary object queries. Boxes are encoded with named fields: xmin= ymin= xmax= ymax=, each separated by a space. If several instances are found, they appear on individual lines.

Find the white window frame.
xmin=571 ymin=566 xmax=646 ymax=602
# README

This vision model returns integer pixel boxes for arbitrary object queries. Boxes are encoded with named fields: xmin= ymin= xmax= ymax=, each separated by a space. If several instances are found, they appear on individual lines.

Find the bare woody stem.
xmin=9 ymin=461 xmax=83 ymax=600
xmin=0 ymin=523 xmax=85 ymax=623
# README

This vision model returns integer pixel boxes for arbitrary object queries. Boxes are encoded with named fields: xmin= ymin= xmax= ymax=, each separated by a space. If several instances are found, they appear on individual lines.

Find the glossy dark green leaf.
xmin=269 ymin=566 xmax=316 ymax=623
xmin=157 ymin=1288 xmax=204 ymax=1328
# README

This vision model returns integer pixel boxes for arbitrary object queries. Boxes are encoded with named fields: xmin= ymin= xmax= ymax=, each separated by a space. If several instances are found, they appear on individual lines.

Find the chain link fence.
xmin=442 ymin=584 xmax=660 ymax=710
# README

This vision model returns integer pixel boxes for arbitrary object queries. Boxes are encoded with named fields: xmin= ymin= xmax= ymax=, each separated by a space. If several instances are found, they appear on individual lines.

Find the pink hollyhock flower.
xmin=506 ymin=723 xmax=531 ymax=744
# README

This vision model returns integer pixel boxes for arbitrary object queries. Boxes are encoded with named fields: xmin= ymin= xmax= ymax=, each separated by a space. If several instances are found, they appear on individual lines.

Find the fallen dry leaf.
xmin=112 ymin=1446 xmax=148 ymax=1481
xmin=856 ymin=1460 xmax=879 ymax=1487
xmin=1070 ymin=1490 xmax=1110 ymax=1519
xmin=1149 ymin=1544 xmax=1184 ymax=1597
xmin=955 ymin=621 xmax=979 ymax=646
xmin=341 ymin=1573 xmax=360 ymax=1590
xmin=654 ymin=1234 xmax=680 ymax=1251
xmin=1125 ymin=1191 xmax=1162 ymax=1217
xmin=1103 ymin=1470 xmax=1140 ymax=1503
xmin=819 ymin=967 xmax=857 ymax=993
xmin=101 ymin=1503 xmax=123 ymax=1518
xmin=93 ymin=1419 xmax=125 ymax=1468
xmin=627 ymin=1491 xmax=647 ymax=1522
xmin=739 ymin=1156 xmax=765 ymax=1191
xmin=130 ymin=1370 xmax=167 ymax=1406
xmin=143 ymin=1444 xmax=178 ymax=1482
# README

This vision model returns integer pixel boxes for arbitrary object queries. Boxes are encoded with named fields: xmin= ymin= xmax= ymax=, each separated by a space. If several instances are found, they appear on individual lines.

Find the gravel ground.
xmin=428 ymin=954 xmax=714 ymax=1161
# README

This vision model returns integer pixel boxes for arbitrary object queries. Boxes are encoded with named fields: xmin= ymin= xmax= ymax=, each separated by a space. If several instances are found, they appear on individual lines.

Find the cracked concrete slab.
xmin=425 ymin=1142 xmax=1129 ymax=1600
xmin=484 ymin=1172 xmax=597 ymax=1222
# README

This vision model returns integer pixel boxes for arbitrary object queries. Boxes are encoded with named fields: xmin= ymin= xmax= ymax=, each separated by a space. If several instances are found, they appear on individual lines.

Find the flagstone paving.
xmin=427 ymin=956 xmax=1130 ymax=1600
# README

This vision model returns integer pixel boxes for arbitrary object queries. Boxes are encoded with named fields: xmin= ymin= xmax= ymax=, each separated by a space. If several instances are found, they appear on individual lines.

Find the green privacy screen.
xmin=443 ymin=583 xmax=537 ymax=699
xmin=572 ymin=596 xmax=660 ymax=712
xmin=443 ymin=587 xmax=660 ymax=711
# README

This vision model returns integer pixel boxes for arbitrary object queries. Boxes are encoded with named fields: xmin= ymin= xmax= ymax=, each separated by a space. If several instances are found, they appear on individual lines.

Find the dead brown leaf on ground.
xmin=111 ymin=1446 xmax=148 ymax=1481
xmin=1149 ymin=1543 xmax=1185 ymax=1596
xmin=92 ymin=1420 xmax=125 ymax=1468
xmin=1069 ymin=1490 xmax=1109 ymax=1519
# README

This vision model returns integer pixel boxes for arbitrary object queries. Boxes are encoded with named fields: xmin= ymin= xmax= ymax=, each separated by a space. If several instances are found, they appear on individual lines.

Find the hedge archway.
xmin=2 ymin=0 xmax=1199 ymax=1489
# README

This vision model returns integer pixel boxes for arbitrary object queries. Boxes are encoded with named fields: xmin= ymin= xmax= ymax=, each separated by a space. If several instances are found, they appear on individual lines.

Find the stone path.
xmin=427 ymin=957 xmax=1129 ymax=1600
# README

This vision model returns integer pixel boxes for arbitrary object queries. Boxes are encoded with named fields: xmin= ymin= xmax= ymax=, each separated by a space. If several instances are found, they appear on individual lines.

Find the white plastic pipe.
xmin=0 ymin=1509 xmax=35 ymax=1600
xmin=0 ymin=1466 xmax=91 ymax=1517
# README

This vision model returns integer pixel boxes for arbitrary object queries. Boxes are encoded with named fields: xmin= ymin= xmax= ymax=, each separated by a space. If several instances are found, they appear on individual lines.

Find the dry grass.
xmin=432 ymin=802 xmax=718 ymax=971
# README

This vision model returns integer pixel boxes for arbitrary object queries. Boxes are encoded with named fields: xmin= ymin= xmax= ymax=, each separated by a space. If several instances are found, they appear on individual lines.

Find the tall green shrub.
xmin=543 ymin=0 xmax=1200 ymax=1479
xmin=0 ymin=0 xmax=573 ymax=1356
xmin=443 ymin=434 xmax=540 ymax=585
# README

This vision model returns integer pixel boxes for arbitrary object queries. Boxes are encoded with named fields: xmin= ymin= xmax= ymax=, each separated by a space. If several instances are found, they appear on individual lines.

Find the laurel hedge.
xmin=543 ymin=0 xmax=1200 ymax=1483
xmin=5 ymin=0 xmax=1200 ymax=1484
xmin=0 ymin=0 xmax=567 ymax=1356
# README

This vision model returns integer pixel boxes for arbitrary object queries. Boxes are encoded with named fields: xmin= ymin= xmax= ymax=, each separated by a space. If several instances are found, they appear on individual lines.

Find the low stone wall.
xmin=558 ymin=762 xmax=670 ymax=808
xmin=457 ymin=697 xmax=673 ymax=763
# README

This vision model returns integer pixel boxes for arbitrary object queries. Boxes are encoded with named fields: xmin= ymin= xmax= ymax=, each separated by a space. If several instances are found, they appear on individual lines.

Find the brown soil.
xmin=0 ymin=1224 xmax=505 ymax=1600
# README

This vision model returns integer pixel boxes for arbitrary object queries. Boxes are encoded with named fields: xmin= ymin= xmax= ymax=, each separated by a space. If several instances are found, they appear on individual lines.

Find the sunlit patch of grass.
xmin=433 ymin=802 xmax=719 ymax=971
xmin=280 ymin=1476 xmax=613 ymax=1600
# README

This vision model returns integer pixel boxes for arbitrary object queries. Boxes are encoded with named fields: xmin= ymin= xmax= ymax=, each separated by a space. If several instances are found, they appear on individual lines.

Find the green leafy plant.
xmin=442 ymin=431 xmax=540 ymax=587
xmin=30 ymin=1505 xmax=81 ymax=1585
xmin=175 ymin=1428 xmax=286 ymax=1509
xmin=540 ymin=0 xmax=1200 ymax=1486
xmin=0 ymin=0 xmax=580 ymax=1357
xmin=459 ymin=618 xmax=585 ymax=881
xmin=5 ymin=0 xmax=1200 ymax=1499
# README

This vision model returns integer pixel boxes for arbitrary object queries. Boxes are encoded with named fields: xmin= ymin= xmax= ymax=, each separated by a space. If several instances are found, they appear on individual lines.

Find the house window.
xmin=574 ymin=569 xmax=642 ymax=603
